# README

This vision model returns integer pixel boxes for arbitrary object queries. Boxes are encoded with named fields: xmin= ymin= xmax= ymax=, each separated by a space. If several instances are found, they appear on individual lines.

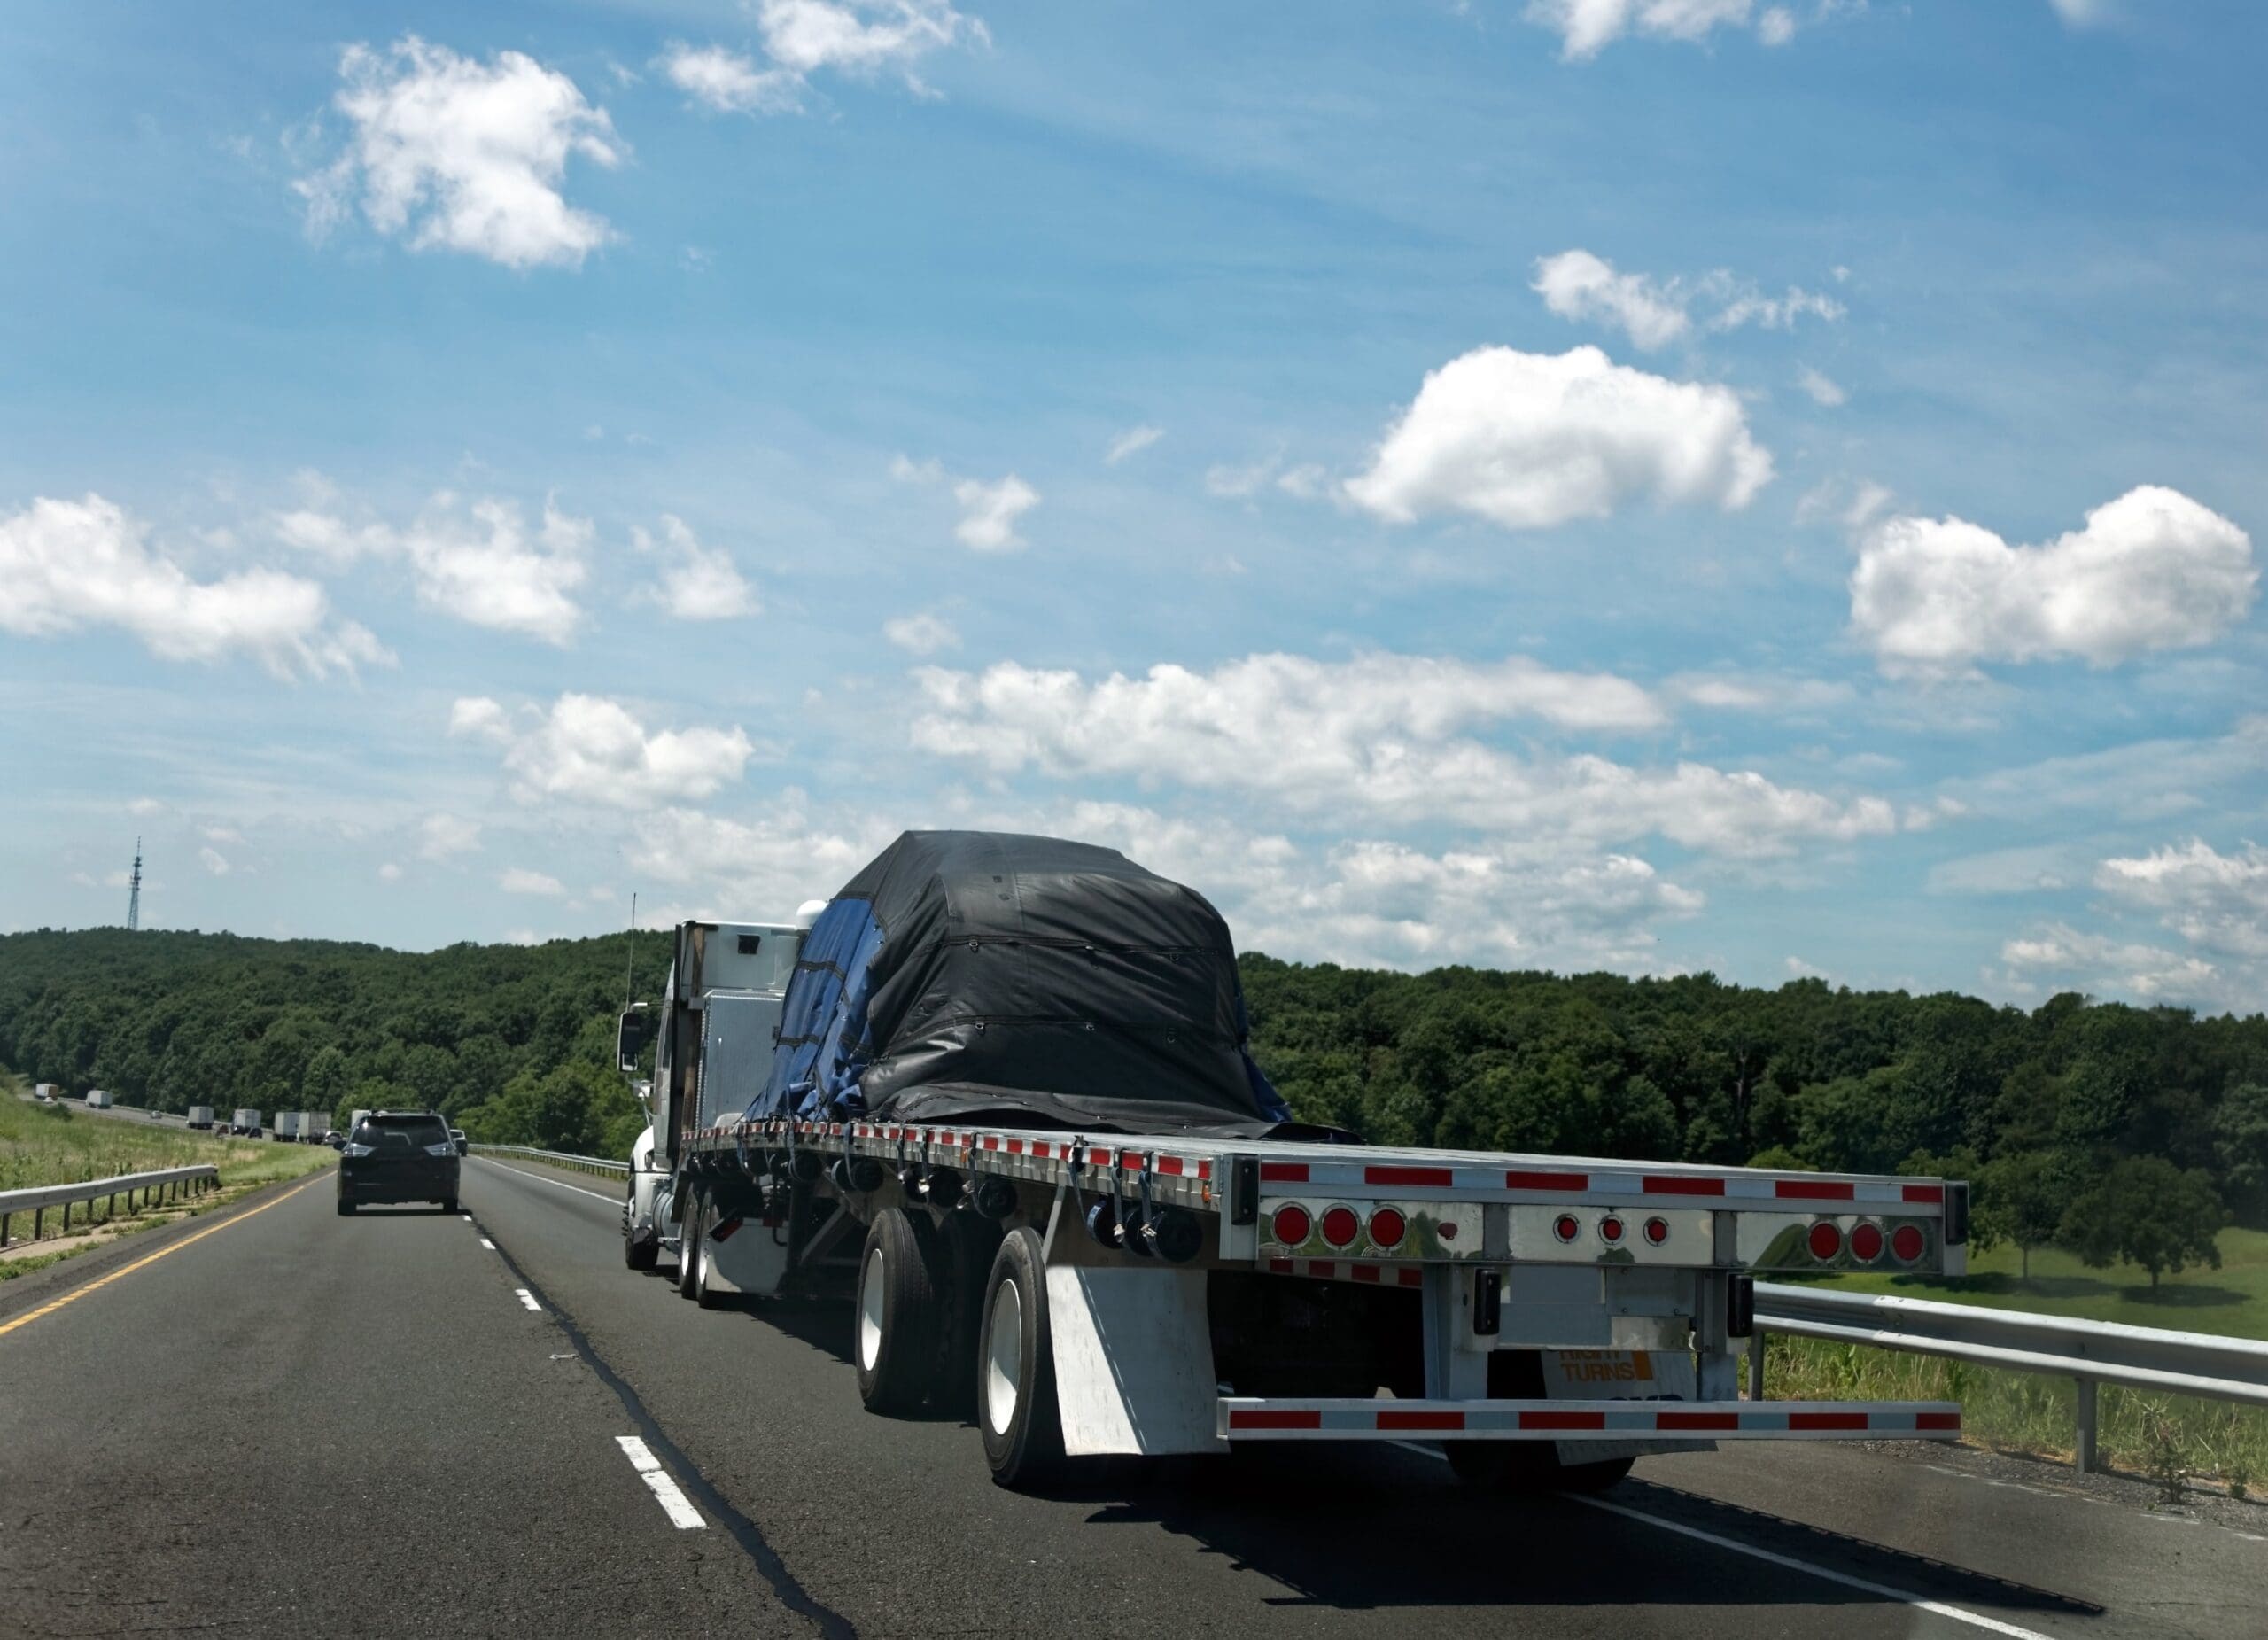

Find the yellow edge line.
xmin=0 ymin=1176 xmax=322 ymax=1341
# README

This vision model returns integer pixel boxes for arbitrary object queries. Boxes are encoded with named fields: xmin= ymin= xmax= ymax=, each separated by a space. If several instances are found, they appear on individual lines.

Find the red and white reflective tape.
xmin=1216 ymin=1399 xmax=1961 ymax=1440
xmin=1262 ymin=1256 xmax=1427 ymax=1289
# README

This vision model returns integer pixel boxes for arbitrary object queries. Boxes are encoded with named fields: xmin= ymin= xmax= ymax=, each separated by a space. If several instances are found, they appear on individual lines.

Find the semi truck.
xmin=232 ymin=1108 xmax=261 ymax=1137
xmin=619 ymin=831 xmax=1970 ymax=1493
xmin=186 ymin=1105 xmax=215 ymax=1130
xmin=303 ymin=1113 xmax=331 ymax=1143
xmin=276 ymin=1111 xmax=302 ymax=1142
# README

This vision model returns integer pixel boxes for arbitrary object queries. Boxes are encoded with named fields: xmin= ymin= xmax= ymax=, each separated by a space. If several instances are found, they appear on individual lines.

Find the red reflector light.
xmin=1849 ymin=1222 xmax=1884 ymax=1263
xmin=1271 ymin=1204 xmax=1311 ymax=1246
xmin=1599 ymin=1216 xmax=1625 ymax=1244
xmin=1553 ymin=1214 xmax=1581 ymax=1243
xmin=1807 ymin=1221 xmax=1843 ymax=1261
xmin=1368 ymin=1208 xmax=1407 ymax=1248
xmin=1320 ymin=1206 xmax=1360 ymax=1247
xmin=1891 ymin=1224 xmax=1926 ymax=1263
xmin=1643 ymin=1216 xmax=1669 ymax=1246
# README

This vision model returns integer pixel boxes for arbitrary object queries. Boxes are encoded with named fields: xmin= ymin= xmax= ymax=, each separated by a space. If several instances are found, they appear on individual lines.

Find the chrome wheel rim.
xmin=858 ymin=1245 xmax=886 ymax=1371
xmin=983 ymin=1279 xmax=1023 ymax=1437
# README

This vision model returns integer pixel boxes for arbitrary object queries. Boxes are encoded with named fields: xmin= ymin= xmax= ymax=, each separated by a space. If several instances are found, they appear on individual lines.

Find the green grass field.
xmin=1760 ymin=1229 xmax=2268 ymax=1495
xmin=1 ymin=1075 xmax=333 ymax=1278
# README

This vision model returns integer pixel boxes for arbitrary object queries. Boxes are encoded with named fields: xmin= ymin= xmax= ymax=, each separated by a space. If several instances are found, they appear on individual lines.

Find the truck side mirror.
xmin=617 ymin=1007 xmax=649 ymax=1074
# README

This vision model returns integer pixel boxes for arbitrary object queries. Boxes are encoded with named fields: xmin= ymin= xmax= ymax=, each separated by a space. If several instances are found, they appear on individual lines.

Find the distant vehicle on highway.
xmin=231 ymin=1108 xmax=260 ymax=1137
xmin=33 ymin=1084 xmax=56 ymax=1102
xmin=338 ymin=1110 xmax=460 ymax=1216
xmin=84 ymin=1088 xmax=113 ymax=1110
xmin=276 ymin=1112 xmax=302 ymax=1143
xmin=186 ymin=1105 xmax=214 ymax=1130
xmin=448 ymin=1128 xmax=467 ymax=1156
xmin=304 ymin=1112 xmax=331 ymax=1144
xmin=349 ymin=1107 xmax=372 ymax=1133
xmin=324 ymin=1130 xmax=346 ymax=1150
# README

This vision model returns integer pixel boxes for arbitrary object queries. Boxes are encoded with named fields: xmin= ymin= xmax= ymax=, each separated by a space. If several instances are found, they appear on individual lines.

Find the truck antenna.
xmin=624 ymin=890 xmax=638 ymax=1013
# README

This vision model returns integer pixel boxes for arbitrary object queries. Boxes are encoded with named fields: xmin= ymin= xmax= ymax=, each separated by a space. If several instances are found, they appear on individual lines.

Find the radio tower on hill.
xmin=127 ymin=838 xmax=143 ymax=932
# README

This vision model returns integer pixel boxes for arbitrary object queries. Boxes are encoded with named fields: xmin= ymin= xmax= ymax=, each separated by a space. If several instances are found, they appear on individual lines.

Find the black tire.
xmin=855 ymin=1209 xmax=942 ymax=1416
xmin=624 ymin=1200 xmax=659 ymax=1271
xmin=978 ymin=1226 xmax=1066 ymax=1490
xmin=931 ymin=1212 xmax=1003 ymax=1418
xmin=439 ymin=1197 xmax=459 ymax=1216
xmin=336 ymin=1199 xmax=355 ymax=1216
xmin=676 ymin=1189 xmax=706 ymax=1301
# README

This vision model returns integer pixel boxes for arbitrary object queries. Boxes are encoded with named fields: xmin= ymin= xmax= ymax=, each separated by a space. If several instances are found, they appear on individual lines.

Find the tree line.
xmin=4 ymin=929 xmax=2260 ymax=1288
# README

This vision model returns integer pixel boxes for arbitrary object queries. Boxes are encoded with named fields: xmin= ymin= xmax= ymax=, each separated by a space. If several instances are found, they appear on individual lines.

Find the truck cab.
xmin=620 ymin=914 xmax=812 ymax=1286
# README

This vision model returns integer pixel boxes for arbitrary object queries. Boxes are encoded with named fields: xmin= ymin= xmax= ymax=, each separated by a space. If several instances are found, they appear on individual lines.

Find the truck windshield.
xmin=352 ymin=1116 xmax=448 ymax=1152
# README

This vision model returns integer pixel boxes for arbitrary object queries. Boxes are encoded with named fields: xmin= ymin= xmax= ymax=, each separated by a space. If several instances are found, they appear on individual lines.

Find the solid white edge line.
xmin=471 ymin=1155 xmax=620 ymax=1204
xmin=478 ymin=1238 xmax=495 ymax=1249
xmin=514 ymin=1288 xmax=541 ymax=1311
xmin=1387 ymin=1442 xmax=2054 ymax=1640
xmin=615 ymin=1435 xmax=704 ymax=1530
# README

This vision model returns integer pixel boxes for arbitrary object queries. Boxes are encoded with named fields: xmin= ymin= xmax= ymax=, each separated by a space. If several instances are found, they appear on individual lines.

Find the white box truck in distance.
xmin=275 ymin=1112 xmax=301 ymax=1142
xmin=626 ymin=831 xmax=1973 ymax=1494
xmin=84 ymin=1088 xmax=113 ymax=1109
xmin=232 ymin=1108 xmax=260 ymax=1137
xmin=187 ymin=1106 xmax=215 ymax=1130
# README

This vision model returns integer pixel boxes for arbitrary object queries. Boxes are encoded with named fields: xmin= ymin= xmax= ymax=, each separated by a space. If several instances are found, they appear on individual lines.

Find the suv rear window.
xmin=351 ymin=1115 xmax=449 ymax=1151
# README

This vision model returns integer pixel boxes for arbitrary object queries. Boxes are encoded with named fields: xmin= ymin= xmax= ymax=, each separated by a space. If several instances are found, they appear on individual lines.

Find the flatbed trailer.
xmin=671 ymin=1109 xmax=1967 ymax=1482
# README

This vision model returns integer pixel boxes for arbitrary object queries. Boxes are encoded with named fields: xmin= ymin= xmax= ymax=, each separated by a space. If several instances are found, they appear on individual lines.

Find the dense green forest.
xmin=5 ymin=929 xmax=2264 ymax=1277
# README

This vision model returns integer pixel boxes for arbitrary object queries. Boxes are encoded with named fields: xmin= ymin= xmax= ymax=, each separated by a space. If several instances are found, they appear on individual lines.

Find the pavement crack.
xmin=470 ymin=1216 xmax=857 ymax=1640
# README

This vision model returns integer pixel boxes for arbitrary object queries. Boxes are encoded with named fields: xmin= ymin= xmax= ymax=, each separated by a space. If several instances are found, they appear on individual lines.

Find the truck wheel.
xmin=855 ymin=1209 xmax=941 ymax=1417
xmin=930 ymin=1212 xmax=1002 ymax=1418
xmin=439 ymin=1196 xmax=459 ymax=1216
xmin=692 ymin=1204 xmax=728 ymax=1311
xmin=624 ymin=1201 xmax=659 ymax=1271
xmin=336 ymin=1199 xmax=355 ymax=1216
xmin=978 ymin=1227 xmax=1066 ymax=1490
xmin=676 ymin=1190 xmax=706 ymax=1301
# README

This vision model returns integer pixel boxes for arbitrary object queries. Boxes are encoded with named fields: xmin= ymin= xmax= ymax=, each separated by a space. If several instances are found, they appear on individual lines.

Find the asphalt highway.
xmin=4 ymin=1154 xmax=2263 ymax=1639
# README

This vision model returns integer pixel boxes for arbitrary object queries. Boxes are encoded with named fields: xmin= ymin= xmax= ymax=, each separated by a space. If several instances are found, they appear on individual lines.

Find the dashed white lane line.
xmin=1389 ymin=1442 xmax=2054 ymax=1640
xmin=478 ymin=1238 xmax=495 ymax=1249
xmin=471 ymin=1156 xmax=619 ymax=1205
xmin=615 ymin=1435 xmax=704 ymax=1529
xmin=514 ymin=1288 xmax=542 ymax=1312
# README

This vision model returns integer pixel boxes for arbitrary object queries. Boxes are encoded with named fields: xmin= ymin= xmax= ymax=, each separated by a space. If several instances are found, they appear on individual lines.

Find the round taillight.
xmin=1368 ymin=1208 xmax=1407 ymax=1248
xmin=1643 ymin=1216 xmax=1669 ymax=1246
xmin=1271 ymin=1204 xmax=1311 ymax=1247
xmin=1850 ymin=1222 xmax=1884 ymax=1263
xmin=1553 ymin=1213 xmax=1581 ymax=1242
xmin=1599 ymin=1216 xmax=1625 ymax=1244
xmin=1320 ymin=1206 xmax=1361 ymax=1247
xmin=1891 ymin=1224 xmax=1926 ymax=1263
xmin=1807 ymin=1221 xmax=1843 ymax=1261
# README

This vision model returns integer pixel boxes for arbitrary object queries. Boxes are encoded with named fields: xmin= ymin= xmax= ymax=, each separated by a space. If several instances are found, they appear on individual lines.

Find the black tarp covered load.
xmin=751 ymin=830 xmax=1293 ymax=1136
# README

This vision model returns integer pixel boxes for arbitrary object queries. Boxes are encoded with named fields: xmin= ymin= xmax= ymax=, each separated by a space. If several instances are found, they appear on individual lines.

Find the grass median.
xmin=2 ymin=1078 xmax=334 ymax=1280
xmin=1759 ymin=1230 xmax=2268 ymax=1498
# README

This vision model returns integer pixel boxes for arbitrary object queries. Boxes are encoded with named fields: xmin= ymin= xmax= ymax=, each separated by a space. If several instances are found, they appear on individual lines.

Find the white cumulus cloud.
xmin=0 ymin=493 xmax=389 ymax=680
xmin=1796 ymin=366 xmax=1846 ymax=407
xmin=451 ymin=692 xmax=758 ymax=810
xmin=1533 ymin=251 xmax=1690 ymax=351
xmin=1105 ymin=424 xmax=1164 ymax=465
xmin=297 ymin=36 xmax=625 ymax=270
xmin=500 ymin=867 xmax=566 ymax=897
xmin=633 ymin=515 xmax=758 ymax=619
xmin=1342 ymin=346 xmax=1773 ymax=531
xmin=757 ymin=0 xmax=984 ymax=82
xmin=658 ymin=43 xmax=799 ymax=113
xmin=2097 ymin=840 xmax=2268 ymax=961
xmin=883 ymin=611 xmax=960 ymax=654
xmin=199 ymin=847 xmax=231 ymax=876
xmin=1526 ymin=0 xmax=1787 ymax=59
xmin=893 ymin=455 xmax=1040 ymax=551
xmin=418 ymin=813 xmax=483 ymax=860
xmin=1850 ymin=485 xmax=2254 ymax=674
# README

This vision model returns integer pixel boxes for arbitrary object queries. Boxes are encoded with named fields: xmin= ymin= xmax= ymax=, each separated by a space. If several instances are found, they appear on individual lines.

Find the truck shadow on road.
xmin=1072 ymin=1452 xmax=2104 ymax=1619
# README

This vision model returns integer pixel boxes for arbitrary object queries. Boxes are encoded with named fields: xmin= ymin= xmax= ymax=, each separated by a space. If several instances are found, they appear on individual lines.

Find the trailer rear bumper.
xmin=1216 ymin=1397 xmax=1959 ymax=1442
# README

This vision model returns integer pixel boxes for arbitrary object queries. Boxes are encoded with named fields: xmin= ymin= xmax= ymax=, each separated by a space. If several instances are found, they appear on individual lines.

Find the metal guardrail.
xmin=469 ymin=1144 xmax=629 ymax=1179
xmin=0 ymin=1165 xmax=220 ymax=1247
xmin=1751 ymin=1282 xmax=2268 ymax=1473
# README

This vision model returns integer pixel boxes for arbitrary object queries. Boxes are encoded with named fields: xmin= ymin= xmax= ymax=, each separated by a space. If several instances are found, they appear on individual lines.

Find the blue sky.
xmin=4 ymin=1 xmax=2264 ymax=1011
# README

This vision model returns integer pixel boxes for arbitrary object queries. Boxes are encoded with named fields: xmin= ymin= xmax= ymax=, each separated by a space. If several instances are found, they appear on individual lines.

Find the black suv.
xmin=338 ymin=1110 xmax=461 ymax=1216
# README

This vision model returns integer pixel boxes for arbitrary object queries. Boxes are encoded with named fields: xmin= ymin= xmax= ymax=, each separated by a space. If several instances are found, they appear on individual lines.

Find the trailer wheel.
xmin=855 ymin=1209 xmax=942 ymax=1416
xmin=978 ymin=1227 xmax=1066 ymax=1490
xmin=692 ymin=1203 xmax=728 ymax=1310
xmin=676 ymin=1189 xmax=706 ymax=1301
